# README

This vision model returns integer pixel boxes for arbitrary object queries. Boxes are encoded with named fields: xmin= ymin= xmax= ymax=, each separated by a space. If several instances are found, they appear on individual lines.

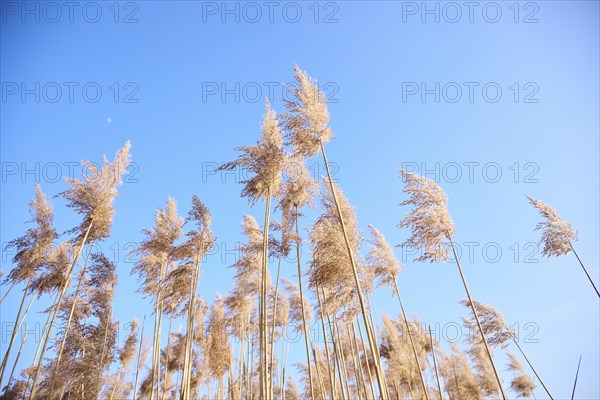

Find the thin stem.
xmin=26 ymin=291 xmax=59 ymax=395
xmin=392 ymin=279 xmax=429 ymax=400
xmin=29 ymin=219 xmax=94 ymax=400
xmin=316 ymin=285 xmax=336 ymax=400
xmin=0 ymin=279 xmax=31 ymax=386
xmin=569 ymin=243 xmax=600 ymax=298
xmin=269 ymin=257 xmax=282 ymax=397
xmin=50 ymin=248 xmax=94 ymax=397
xmin=6 ymin=330 xmax=27 ymax=393
xmin=319 ymin=140 xmax=388 ymax=400
xmin=428 ymin=326 xmax=443 ymax=400
xmin=162 ymin=318 xmax=173 ymax=399
xmin=356 ymin=319 xmax=376 ymax=400
xmin=95 ymin=307 xmax=114 ymax=397
xmin=0 ymin=281 xmax=16 ymax=305
xmin=511 ymin=337 xmax=554 ymax=400
xmin=570 ymin=355 xmax=582 ymax=400
xmin=448 ymin=235 xmax=507 ymax=400
xmin=133 ymin=315 xmax=147 ymax=400
xmin=260 ymin=187 xmax=273 ymax=400
xmin=349 ymin=324 xmax=368 ymax=400
xmin=294 ymin=206 xmax=316 ymax=400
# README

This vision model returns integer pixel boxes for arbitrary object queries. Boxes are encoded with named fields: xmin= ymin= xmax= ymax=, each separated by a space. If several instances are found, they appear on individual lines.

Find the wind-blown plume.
xmin=507 ymin=353 xmax=536 ymax=398
xmin=440 ymin=344 xmax=482 ymax=400
xmin=4 ymin=184 xmax=57 ymax=285
xmin=459 ymin=300 xmax=512 ymax=348
xmin=62 ymin=141 xmax=131 ymax=242
xmin=207 ymin=296 xmax=231 ymax=397
xmin=366 ymin=225 xmax=401 ymax=288
xmin=308 ymin=183 xmax=360 ymax=314
xmin=282 ymin=278 xmax=313 ymax=333
xmin=281 ymin=65 xmax=333 ymax=157
xmin=398 ymin=170 xmax=454 ymax=262
xmin=527 ymin=196 xmax=599 ymax=297
xmin=527 ymin=196 xmax=576 ymax=257
xmin=219 ymin=99 xmax=285 ymax=204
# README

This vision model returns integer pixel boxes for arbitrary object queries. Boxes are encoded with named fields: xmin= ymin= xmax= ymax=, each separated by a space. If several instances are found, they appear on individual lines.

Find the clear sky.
xmin=1 ymin=1 xmax=599 ymax=398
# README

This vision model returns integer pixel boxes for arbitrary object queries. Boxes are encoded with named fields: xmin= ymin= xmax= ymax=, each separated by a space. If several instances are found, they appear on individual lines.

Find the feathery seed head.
xmin=460 ymin=299 xmax=512 ymax=348
xmin=367 ymin=225 xmax=402 ymax=288
xmin=398 ymin=170 xmax=454 ymax=263
xmin=507 ymin=353 xmax=536 ymax=397
xmin=62 ymin=141 xmax=131 ymax=242
xmin=5 ymin=184 xmax=57 ymax=284
xmin=527 ymin=195 xmax=577 ymax=257
xmin=219 ymin=100 xmax=285 ymax=204
xmin=308 ymin=182 xmax=361 ymax=313
xmin=282 ymin=65 xmax=333 ymax=157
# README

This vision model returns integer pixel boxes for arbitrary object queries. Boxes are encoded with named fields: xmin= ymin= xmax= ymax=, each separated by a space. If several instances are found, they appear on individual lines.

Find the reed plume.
xmin=281 ymin=65 xmax=332 ymax=158
xmin=207 ymin=296 xmax=231 ymax=399
xmin=440 ymin=343 xmax=483 ymax=400
xmin=308 ymin=183 xmax=360 ymax=314
xmin=62 ymin=141 xmax=131 ymax=242
xmin=527 ymin=195 xmax=599 ymax=297
xmin=4 ymin=184 xmax=56 ymax=285
xmin=507 ymin=353 xmax=536 ymax=398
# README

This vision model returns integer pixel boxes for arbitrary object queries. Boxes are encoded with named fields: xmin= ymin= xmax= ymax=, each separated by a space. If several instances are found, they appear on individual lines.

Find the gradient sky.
xmin=1 ymin=1 xmax=599 ymax=398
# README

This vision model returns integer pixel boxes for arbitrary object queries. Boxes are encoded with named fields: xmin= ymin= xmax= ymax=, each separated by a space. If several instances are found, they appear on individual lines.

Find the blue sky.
xmin=1 ymin=1 xmax=599 ymax=398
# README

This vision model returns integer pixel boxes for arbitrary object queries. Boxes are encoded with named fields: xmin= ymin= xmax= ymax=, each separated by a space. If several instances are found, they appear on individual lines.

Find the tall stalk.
xmin=0 ymin=279 xmax=30 ymax=386
xmin=428 ymin=326 xmax=443 ymax=400
xmin=29 ymin=220 xmax=93 ymax=400
xmin=294 ymin=206 xmax=315 ymax=400
xmin=261 ymin=188 xmax=273 ymax=400
xmin=569 ymin=243 xmax=600 ymax=298
xmin=511 ymin=338 xmax=553 ymax=399
xmin=97 ymin=308 xmax=114 ymax=396
xmin=151 ymin=259 xmax=167 ymax=400
xmin=349 ymin=324 xmax=368 ymax=399
xmin=315 ymin=285 xmax=336 ymax=400
xmin=570 ymin=355 xmax=582 ymax=400
xmin=49 ymin=248 xmax=93 ymax=397
xmin=356 ymin=318 xmax=376 ymax=400
xmin=269 ymin=257 xmax=282 ymax=397
xmin=319 ymin=140 xmax=388 ymax=400
xmin=6 ymin=330 xmax=27 ymax=393
xmin=392 ymin=279 xmax=429 ymax=399
xmin=133 ymin=315 xmax=147 ymax=400
xmin=25 ymin=291 xmax=59 ymax=395
xmin=448 ymin=236 xmax=507 ymax=400
xmin=181 ymin=248 xmax=203 ymax=400
xmin=0 ymin=281 xmax=16 ymax=305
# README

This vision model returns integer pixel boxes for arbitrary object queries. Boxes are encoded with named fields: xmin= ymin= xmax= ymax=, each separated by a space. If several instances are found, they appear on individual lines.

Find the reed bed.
xmin=0 ymin=67 xmax=596 ymax=400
